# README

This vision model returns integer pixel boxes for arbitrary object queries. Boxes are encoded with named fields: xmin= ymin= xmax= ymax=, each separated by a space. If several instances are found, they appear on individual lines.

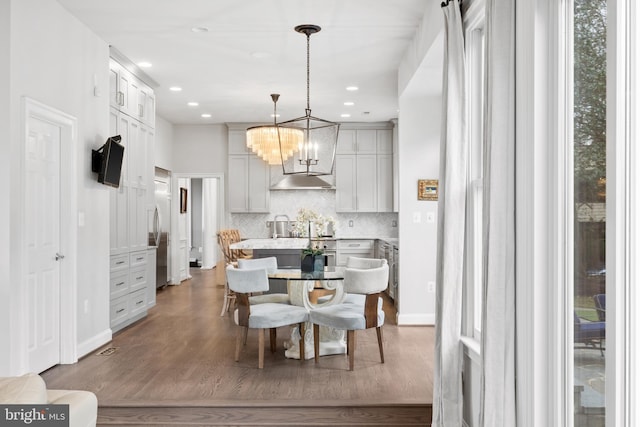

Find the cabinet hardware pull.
xmin=116 ymin=282 xmax=125 ymax=286
xmin=116 ymin=308 xmax=125 ymax=314
xmin=116 ymin=261 xmax=125 ymax=265
xmin=136 ymin=300 xmax=143 ymax=305
xmin=136 ymin=276 xmax=143 ymax=280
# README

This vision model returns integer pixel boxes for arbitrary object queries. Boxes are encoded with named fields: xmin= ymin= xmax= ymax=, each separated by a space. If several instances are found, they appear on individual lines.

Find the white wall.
xmin=397 ymin=94 xmax=441 ymax=325
xmin=0 ymin=0 xmax=11 ymax=373
xmin=154 ymin=115 xmax=174 ymax=171
xmin=395 ymin=5 xmax=443 ymax=325
xmin=2 ymin=0 xmax=111 ymax=375
xmin=172 ymin=124 xmax=227 ymax=174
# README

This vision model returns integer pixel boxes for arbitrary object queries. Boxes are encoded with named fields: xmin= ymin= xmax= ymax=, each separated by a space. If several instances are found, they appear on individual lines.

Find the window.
xmin=570 ymin=0 xmax=607 ymax=425
xmin=463 ymin=8 xmax=485 ymax=341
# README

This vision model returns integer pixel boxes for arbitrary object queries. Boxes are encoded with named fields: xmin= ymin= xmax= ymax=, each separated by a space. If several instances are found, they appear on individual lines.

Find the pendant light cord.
xmin=305 ymin=32 xmax=311 ymax=116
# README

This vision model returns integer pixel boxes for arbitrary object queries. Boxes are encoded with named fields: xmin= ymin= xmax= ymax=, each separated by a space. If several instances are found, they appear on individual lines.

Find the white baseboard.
xmin=76 ymin=328 xmax=112 ymax=359
xmin=396 ymin=313 xmax=435 ymax=325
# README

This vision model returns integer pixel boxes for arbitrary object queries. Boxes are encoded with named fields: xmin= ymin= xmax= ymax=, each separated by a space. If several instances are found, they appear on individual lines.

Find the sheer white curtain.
xmin=433 ymin=1 xmax=467 ymax=425
xmin=200 ymin=178 xmax=218 ymax=269
xmin=480 ymin=0 xmax=516 ymax=425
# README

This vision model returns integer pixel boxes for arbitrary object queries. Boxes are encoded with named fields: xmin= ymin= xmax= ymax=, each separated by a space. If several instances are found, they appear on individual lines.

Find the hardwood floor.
xmin=42 ymin=266 xmax=434 ymax=426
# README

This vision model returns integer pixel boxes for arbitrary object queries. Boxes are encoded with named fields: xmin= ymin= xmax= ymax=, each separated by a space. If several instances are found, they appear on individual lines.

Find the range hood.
xmin=270 ymin=175 xmax=335 ymax=190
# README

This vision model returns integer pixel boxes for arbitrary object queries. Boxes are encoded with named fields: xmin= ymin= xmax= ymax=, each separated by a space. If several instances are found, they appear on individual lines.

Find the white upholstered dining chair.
xmin=237 ymin=257 xmax=290 ymax=304
xmin=226 ymin=264 xmax=309 ymax=369
xmin=309 ymin=257 xmax=389 ymax=371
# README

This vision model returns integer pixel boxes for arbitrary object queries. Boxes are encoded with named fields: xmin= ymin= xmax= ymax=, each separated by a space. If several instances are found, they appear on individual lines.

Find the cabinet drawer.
xmin=130 ymin=251 xmax=148 ymax=267
xmin=337 ymin=240 xmax=374 ymax=250
xmin=129 ymin=267 xmax=147 ymax=292
xmin=109 ymin=271 xmax=129 ymax=299
xmin=110 ymin=295 xmax=129 ymax=327
xmin=129 ymin=289 xmax=147 ymax=317
xmin=110 ymin=254 xmax=129 ymax=271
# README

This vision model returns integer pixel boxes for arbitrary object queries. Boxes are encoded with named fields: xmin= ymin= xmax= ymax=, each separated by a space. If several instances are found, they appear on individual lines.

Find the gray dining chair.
xmin=309 ymin=257 xmax=389 ymax=370
xmin=226 ymin=264 xmax=309 ymax=369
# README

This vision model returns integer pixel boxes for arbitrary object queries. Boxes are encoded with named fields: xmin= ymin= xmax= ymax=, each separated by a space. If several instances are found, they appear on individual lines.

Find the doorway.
xmin=170 ymin=173 xmax=224 ymax=284
xmin=22 ymin=98 xmax=78 ymax=373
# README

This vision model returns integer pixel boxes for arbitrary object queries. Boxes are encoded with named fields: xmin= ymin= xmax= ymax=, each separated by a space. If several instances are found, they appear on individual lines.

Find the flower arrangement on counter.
xmin=292 ymin=208 xmax=336 ymax=237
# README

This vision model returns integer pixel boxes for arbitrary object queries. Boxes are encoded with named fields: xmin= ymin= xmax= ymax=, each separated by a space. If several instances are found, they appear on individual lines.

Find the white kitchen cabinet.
xmin=227 ymin=126 xmax=270 ymax=213
xmin=376 ymin=154 xmax=393 ymax=212
xmin=336 ymin=129 xmax=356 ymax=154
xmin=336 ymin=129 xmax=379 ymax=154
xmin=228 ymin=154 xmax=270 ymax=213
xmin=228 ymin=129 xmax=250 ymax=154
xmin=335 ymin=124 xmax=394 ymax=213
xmin=109 ymin=58 xmax=156 ymax=128
xmin=336 ymin=239 xmax=375 ymax=266
xmin=146 ymin=247 xmax=157 ymax=309
xmin=108 ymin=55 xmax=156 ymax=332
xmin=109 ymin=250 xmax=149 ymax=332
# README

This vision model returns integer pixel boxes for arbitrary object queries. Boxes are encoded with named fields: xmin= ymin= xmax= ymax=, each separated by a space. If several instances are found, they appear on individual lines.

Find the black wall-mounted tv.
xmin=91 ymin=135 xmax=124 ymax=188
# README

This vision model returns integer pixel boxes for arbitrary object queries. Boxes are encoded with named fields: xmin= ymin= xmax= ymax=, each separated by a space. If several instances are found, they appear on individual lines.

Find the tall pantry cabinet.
xmin=108 ymin=57 xmax=156 ymax=332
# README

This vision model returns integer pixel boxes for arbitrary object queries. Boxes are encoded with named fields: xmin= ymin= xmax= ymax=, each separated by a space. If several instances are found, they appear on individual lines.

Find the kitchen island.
xmin=229 ymin=238 xmax=310 ymax=270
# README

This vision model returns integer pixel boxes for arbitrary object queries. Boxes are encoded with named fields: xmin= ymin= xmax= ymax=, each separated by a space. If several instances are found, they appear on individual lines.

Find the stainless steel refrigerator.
xmin=149 ymin=171 xmax=170 ymax=288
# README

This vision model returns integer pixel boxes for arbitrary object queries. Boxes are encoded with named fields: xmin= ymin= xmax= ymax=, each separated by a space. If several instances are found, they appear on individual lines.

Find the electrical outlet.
xmin=413 ymin=212 xmax=421 ymax=223
xmin=392 ymin=220 xmax=397 ymax=227
xmin=426 ymin=212 xmax=435 ymax=223
xmin=348 ymin=220 xmax=354 ymax=227
xmin=427 ymin=281 xmax=436 ymax=293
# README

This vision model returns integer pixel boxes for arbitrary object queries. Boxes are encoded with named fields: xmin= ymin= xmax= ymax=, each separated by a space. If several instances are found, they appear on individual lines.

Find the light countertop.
xmin=229 ymin=238 xmax=310 ymax=250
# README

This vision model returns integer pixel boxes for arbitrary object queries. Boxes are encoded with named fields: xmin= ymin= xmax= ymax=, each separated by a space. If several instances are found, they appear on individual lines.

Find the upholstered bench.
xmin=0 ymin=373 xmax=97 ymax=427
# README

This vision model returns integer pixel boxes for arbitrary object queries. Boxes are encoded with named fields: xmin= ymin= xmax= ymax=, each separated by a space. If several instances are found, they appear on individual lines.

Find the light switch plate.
xmin=413 ymin=212 xmax=421 ymax=223
xmin=426 ymin=212 xmax=435 ymax=223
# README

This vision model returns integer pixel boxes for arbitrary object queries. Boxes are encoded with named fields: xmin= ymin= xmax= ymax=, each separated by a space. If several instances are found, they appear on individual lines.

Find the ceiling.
xmin=56 ymin=0 xmax=431 ymax=125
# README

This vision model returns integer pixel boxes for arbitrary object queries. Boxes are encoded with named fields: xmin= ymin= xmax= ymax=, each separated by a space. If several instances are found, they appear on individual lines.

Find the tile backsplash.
xmin=228 ymin=190 xmax=398 ymax=238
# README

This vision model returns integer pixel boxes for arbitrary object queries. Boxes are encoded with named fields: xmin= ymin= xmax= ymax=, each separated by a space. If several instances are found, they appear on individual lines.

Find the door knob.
xmin=55 ymin=253 xmax=65 ymax=261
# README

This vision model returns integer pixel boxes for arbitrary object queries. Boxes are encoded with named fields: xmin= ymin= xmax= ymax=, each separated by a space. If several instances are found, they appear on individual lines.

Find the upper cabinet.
xmin=227 ymin=125 xmax=270 ymax=213
xmin=335 ymin=124 xmax=394 ymax=213
xmin=109 ymin=59 xmax=155 ymax=128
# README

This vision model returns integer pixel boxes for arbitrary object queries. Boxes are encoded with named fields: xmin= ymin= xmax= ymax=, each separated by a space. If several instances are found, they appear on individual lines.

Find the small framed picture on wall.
xmin=418 ymin=179 xmax=438 ymax=201
xmin=180 ymin=187 xmax=188 ymax=213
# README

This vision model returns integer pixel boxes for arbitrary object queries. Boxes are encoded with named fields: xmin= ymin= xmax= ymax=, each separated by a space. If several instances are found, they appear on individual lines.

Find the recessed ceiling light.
xmin=191 ymin=26 xmax=209 ymax=33
xmin=341 ymin=114 xmax=351 ymax=118
xmin=169 ymin=86 xmax=182 ymax=92
xmin=344 ymin=101 xmax=354 ymax=106
xmin=137 ymin=61 xmax=152 ymax=68
xmin=187 ymin=102 xmax=199 ymax=107
xmin=346 ymin=86 xmax=359 ymax=91
xmin=201 ymin=113 xmax=212 ymax=118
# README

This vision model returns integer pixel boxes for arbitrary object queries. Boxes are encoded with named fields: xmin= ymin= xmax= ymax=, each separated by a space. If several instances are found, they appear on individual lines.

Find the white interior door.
xmin=25 ymin=115 xmax=61 ymax=373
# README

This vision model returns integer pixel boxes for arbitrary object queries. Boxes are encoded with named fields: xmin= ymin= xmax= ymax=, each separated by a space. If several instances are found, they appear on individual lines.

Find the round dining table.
xmin=268 ymin=268 xmax=348 ymax=360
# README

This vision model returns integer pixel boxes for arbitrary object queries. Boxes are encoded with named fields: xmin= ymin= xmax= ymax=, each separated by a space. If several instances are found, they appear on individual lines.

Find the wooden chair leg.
xmin=376 ymin=326 xmax=384 ymax=363
xmin=235 ymin=326 xmax=244 ymax=362
xmin=258 ymin=328 xmax=265 ymax=369
xmin=347 ymin=330 xmax=355 ymax=371
xmin=243 ymin=325 xmax=248 ymax=345
xmin=299 ymin=322 xmax=305 ymax=361
xmin=313 ymin=324 xmax=320 ymax=363
xmin=270 ymin=328 xmax=277 ymax=353
xmin=220 ymin=284 xmax=230 ymax=316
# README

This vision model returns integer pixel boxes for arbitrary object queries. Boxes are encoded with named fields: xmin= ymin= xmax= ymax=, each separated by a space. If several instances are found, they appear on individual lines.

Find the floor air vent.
xmin=96 ymin=347 xmax=118 ymax=356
